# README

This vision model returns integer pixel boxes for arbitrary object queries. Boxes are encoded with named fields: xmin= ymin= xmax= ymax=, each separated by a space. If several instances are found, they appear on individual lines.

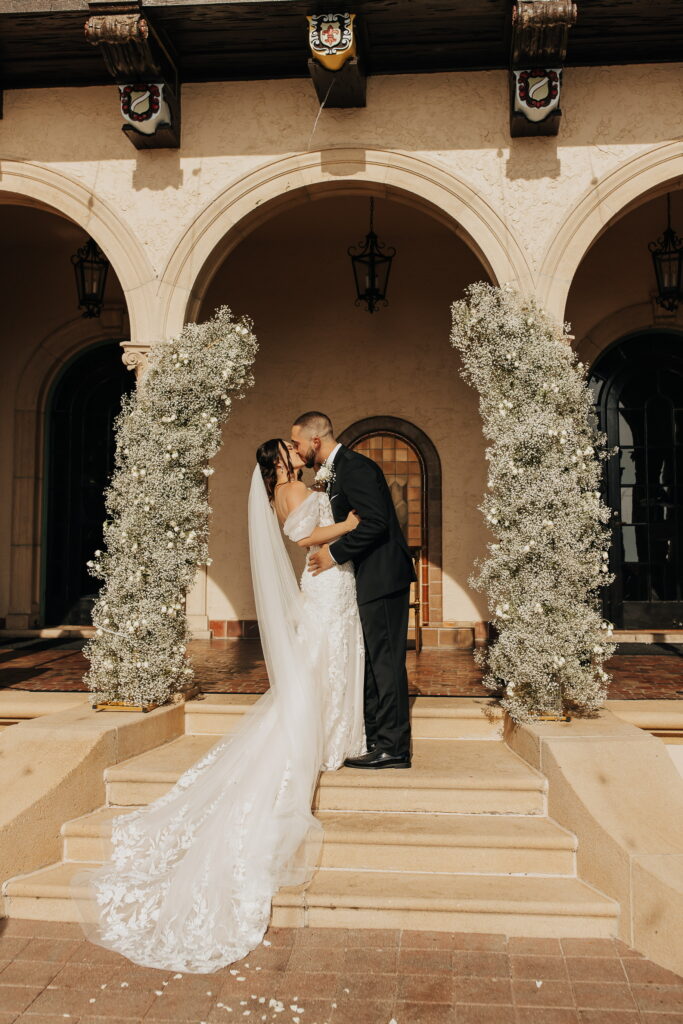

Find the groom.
xmin=290 ymin=411 xmax=416 ymax=769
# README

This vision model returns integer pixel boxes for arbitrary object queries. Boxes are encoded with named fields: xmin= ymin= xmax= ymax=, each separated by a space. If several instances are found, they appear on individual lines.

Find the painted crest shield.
xmin=307 ymin=13 xmax=356 ymax=71
xmin=118 ymin=82 xmax=172 ymax=135
xmin=513 ymin=68 xmax=561 ymax=123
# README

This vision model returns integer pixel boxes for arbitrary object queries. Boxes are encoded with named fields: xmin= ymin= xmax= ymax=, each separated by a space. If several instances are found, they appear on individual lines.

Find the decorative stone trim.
xmin=158 ymin=148 xmax=534 ymax=339
xmin=0 ymin=159 xmax=156 ymax=345
xmin=120 ymin=341 xmax=150 ymax=377
xmin=539 ymin=141 xmax=683 ymax=320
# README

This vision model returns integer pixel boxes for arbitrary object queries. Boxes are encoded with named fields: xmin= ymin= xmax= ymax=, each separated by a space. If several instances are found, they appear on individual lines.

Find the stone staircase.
xmin=3 ymin=696 xmax=619 ymax=936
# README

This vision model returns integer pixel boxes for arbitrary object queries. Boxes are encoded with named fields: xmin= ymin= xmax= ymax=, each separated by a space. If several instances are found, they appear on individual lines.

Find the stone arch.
xmin=338 ymin=415 xmax=443 ymax=642
xmin=539 ymin=142 xmax=683 ymax=321
xmin=0 ymin=159 xmax=157 ymax=346
xmin=575 ymin=302 xmax=683 ymax=367
xmin=158 ymin=148 xmax=534 ymax=338
xmin=7 ymin=309 xmax=128 ymax=629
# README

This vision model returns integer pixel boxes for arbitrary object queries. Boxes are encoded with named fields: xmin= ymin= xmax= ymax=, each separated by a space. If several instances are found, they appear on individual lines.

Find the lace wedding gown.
xmin=72 ymin=471 xmax=366 ymax=973
xmin=285 ymin=489 xmax=365 ymax=770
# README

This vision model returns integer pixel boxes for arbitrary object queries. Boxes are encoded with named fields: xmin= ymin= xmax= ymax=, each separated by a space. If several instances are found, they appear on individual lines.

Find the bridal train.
xmin=71 ymin=467 xmax=365 ymax=973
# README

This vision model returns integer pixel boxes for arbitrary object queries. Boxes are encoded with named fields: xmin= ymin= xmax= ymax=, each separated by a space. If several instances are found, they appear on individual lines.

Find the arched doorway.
xmin=339 ymin=417 xmax=442 ymax=649
xmin=44 ymin=342 xmax=134 ymax=625
xmin=194 ymin=189 xmax=486 ymax=645
xmin=590 ymin=332 xmax=683 ymax=629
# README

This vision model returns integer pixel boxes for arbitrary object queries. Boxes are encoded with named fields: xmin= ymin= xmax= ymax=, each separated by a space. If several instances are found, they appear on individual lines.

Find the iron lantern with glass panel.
xmin=348 ymin=198 xmax=396 ymax=314
xmin=71 ymin=237 xmax=109 ymax=318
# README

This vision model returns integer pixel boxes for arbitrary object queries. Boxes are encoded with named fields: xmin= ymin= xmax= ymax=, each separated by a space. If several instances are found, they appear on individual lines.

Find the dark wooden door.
xmin=590 ymin=332 xmax=683 ymax=629
xmin=44 ymin=342 xmax=133 ymax=625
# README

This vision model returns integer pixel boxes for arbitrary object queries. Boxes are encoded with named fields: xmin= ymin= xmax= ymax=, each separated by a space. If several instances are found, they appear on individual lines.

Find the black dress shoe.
xmin=343 ymin=749 xmax=411 ymax=770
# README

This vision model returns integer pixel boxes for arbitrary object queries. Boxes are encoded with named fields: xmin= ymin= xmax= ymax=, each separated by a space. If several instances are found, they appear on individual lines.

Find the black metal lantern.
xmin=71 ymin=237 xmax=109 ymax=318
xmin=348 ymin=198 xmax=396 ymax=313
xmin=648 ymin=193 xmax=683 ymax=312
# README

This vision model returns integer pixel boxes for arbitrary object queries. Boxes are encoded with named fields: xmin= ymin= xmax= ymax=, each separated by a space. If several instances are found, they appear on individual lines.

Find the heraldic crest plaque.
xmin=307 ymin=13 xmax=357 ymax=72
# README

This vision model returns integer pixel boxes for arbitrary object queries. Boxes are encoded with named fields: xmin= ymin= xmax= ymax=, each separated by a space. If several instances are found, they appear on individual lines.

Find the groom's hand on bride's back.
xmin=309 ymin=545 xmax=334 ymax=575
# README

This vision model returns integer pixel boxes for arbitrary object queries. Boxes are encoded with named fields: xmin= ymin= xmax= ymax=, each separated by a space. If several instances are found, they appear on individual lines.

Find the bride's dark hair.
xmin=256 ymin=439 xmax=302 ymax=503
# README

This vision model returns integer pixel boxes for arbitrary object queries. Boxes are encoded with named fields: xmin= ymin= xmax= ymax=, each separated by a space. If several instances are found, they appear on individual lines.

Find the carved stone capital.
xmin=120 ymin=342 xmax=149 ymax=378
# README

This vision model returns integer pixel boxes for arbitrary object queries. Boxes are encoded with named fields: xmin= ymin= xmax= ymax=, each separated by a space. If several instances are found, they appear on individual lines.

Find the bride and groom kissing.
xmin=283 ymin=410 xmax=415 ymax=771
xmin=73 ymin=411 xmax=416 ymax=974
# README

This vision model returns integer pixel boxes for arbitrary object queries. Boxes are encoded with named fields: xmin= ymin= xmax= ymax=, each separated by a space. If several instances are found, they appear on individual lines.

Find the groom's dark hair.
xmin=293 ymin=411 xmax=334 ymax=438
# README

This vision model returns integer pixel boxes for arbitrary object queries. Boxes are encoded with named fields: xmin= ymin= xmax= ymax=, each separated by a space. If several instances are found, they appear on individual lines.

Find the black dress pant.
xmin=358 ymin=586 xmax=411 ymax=758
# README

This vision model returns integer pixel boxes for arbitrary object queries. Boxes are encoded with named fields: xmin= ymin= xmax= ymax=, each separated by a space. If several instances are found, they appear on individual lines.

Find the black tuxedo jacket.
xmin=328 ymin=445 xmax=417 ymax=605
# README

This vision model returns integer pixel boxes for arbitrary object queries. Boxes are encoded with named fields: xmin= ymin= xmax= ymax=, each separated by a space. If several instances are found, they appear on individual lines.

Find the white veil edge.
xmin=68 ymin=466 xmax=325 ymax=973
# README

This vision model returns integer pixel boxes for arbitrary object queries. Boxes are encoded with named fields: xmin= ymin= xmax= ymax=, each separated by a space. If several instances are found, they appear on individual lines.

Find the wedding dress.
xmin=71 ymin=468 xmax=365 ymax=973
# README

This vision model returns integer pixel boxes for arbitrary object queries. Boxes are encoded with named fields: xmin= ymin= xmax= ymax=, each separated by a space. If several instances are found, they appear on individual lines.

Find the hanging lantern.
xmin=71 ymin=237 xmax=110 ymax=318
xmin=348 ymin=198 xmax=396 ymax=313
xmin=648 ymin=193 xmax=683 ymax=312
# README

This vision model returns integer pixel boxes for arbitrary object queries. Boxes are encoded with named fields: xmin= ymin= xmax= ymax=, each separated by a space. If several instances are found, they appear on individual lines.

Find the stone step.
xmin=104 ymin=736 xmax=547 ymax=814
xmin=185 ymin=695 xmax=504 ymax=740
xmin=61 ymin=806 xmax=576 ymax=875
xmin=315 ymin=811 xmax=575 ymax=875
xmin=3 ymin=860 xmax=617 ymax=937
xmin=300 ymin=869 xmax=619 ymax=937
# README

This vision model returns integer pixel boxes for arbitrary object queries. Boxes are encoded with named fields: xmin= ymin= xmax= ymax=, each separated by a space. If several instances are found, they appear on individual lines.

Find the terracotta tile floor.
xmin=0 ymin=919 xmax=681 ymax=1023
xmin=1 ymin=638 xmax=682 ymax=700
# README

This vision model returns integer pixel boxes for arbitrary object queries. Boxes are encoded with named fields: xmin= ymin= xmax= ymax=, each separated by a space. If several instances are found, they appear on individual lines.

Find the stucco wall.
xmin=2 ymin=63 xmax=683 ymax=311
xmin=2 ymin=63 xmax=683 ymax=627
xmin=199 ymin=194 xmax=489 ymax=622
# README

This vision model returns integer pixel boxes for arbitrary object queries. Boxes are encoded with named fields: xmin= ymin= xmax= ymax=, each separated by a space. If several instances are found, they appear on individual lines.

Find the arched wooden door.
xmin=590 ymin=332 xmax=683 ymax=629
xmin=339 ymin=416 xmax=442 ymax=649
xmin=44 ymin=342 xmax=133 ymax=625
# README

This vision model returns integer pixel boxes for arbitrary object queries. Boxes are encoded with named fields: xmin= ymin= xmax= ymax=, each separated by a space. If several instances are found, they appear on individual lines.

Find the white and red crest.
xmin=513 ymin=68 xmax=562 ymax=122
xmin=308 ymin=13 xmax=354 ymax=58
xmin=118 ymin=82 xmax=171 ymax=135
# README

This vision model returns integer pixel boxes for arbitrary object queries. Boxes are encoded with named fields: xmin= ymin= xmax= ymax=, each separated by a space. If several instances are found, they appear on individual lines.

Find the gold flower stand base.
xmin=93 ymin=685 xmax=203 ymax=714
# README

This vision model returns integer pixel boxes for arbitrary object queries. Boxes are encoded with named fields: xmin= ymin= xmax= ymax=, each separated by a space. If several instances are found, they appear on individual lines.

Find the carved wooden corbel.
xmin=307 ymin=13 xmax=366 ymax=108
xmin=510 ymin=0 xmax=577 ymax=137
xmin=85 ymin=1 xmax=180 ymax=149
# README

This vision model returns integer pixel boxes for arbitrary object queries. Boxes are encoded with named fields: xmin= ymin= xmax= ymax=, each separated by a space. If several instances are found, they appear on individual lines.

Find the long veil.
xmin=70 ymin=466 xmax=325 ymax=972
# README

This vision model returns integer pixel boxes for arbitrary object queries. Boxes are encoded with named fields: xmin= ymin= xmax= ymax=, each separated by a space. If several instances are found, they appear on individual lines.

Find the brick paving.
xmin=1 ymin=638 xmax=682 ymax=700
xmin=0 ymin=919 xmax=682 ymax=1023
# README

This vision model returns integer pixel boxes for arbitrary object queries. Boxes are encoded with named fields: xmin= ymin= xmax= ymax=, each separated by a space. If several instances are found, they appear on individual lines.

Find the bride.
xmin=72 ymin=439 xmax=366 ymax=973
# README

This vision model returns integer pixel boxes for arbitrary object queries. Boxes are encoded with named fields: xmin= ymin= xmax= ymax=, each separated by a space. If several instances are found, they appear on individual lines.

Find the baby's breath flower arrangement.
xmin=84 ymin=306 xmax=257 ymax=708
xmin=450 ymin=283 xmax=615 ymax=722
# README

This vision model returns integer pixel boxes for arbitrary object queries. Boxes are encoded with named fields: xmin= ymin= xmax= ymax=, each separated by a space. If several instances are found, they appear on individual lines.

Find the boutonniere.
xmin=313 ymin=461 xmax=335 ymax=492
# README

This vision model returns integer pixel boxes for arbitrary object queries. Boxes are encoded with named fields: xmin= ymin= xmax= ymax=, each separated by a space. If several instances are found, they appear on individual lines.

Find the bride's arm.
xmin=296 ymin=510 xmax=360 ymax=548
